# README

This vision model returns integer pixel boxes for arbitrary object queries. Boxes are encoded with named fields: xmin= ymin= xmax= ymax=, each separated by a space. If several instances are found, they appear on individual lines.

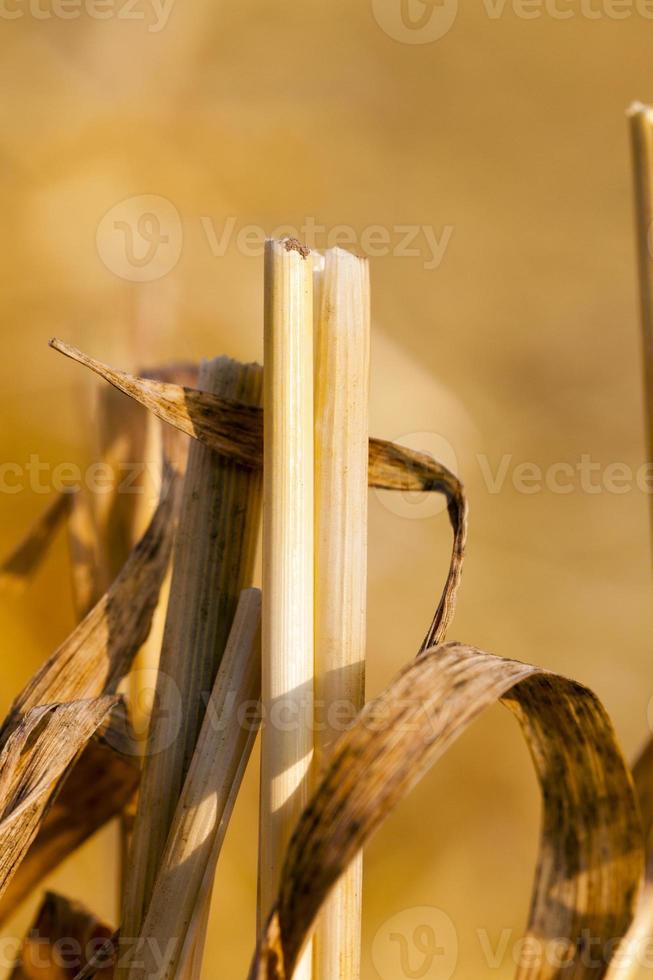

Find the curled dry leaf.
xmin=0 ymin=708 xmax=140 ymax=925
xmin=49 ymin=339 xmax=466 ymax=647
xmin=367 ymin=437 xmax=465 ymax=648
xmin=0 ymin=696 xmax=120 ymax=902
xmin=11 ymin=890 xmax=113 ymax=980
xmin=250 ymin=643 xmax=643 ymax=980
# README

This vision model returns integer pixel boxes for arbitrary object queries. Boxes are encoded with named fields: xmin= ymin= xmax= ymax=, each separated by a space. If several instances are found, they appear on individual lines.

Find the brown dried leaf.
xmin=50 ymin=340 xmax=260 ymax=469
xmin=11 ymin=891 xmax=113 ymax=980
xmin=0 ymin=462 xmax=181 ymax=746
xmin=250 ymin=643 xmax=643 ymax=980
xmin=49 ymin=340 xmax=466 ymax=647
xmin=0 ymin=696 xmax=119 ymax=903
xmin=0 ymin=709 xmax=139 ymax=925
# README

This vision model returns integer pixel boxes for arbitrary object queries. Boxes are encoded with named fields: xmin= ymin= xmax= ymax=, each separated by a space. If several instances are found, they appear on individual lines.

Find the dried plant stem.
xmin=312 ymin=248 xmax=370 ymax=980
xmin=127 ymin=589 xmax=261 ymax=980
xmin=608 ymin=102 xmax=653 ymax=980
xmin=119 ymin=356 xmax=263 ymax=977
xmin=630 ymin=102 xmax=653 ymax=487
xmin=260 ymin=239 xmax=314 ymax=980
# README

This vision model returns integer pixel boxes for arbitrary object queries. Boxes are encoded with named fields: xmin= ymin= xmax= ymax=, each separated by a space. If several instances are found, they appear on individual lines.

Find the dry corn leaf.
xmin=250 ymin=642 xmax=643 ymax=980
xmin=0 ymin=695 xmax=119 ymax=902
xmin=0 ymin=461 xmax=181 ymax=746
xmin=49 ymin=340 xmax=466 ymax=647
xmin=11 ymin=891 xmax=113 ymax=980
xmin=51 ymin=340 xmax=260 ymax=469
xmin=0 ymin=493 xmax=72 ymax=596
xmin=0 ymin=709 xmax=139 ymax=926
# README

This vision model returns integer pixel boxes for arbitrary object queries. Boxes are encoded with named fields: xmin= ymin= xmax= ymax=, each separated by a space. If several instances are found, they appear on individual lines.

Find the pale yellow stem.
xmin=312 ymin=248 xmax=370 ymax=980
xmin=259 ymin=238 xmax=314 ymax=980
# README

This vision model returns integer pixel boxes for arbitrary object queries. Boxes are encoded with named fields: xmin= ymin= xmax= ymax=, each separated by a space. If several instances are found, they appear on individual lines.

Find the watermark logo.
xmin=372 ymin=906 xmax=458 ymax=979
xmin=96 ymin=194 xmax=182 ymax=282
xmin=371 ymin=0 xmax=459 ymax=43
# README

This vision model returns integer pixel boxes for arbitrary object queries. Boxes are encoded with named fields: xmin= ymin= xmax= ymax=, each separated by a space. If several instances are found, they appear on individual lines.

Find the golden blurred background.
xmin=1 ymin=1 xmax=653 ymax=976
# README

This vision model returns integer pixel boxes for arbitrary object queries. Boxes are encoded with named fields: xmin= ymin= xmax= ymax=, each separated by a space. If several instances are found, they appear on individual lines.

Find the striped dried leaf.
xmin=0 ymin=461 xmax=181 ymax=745
xmin=250 ymin=643 xmax=643 ymax=980
xmin=49 ymin=340 xmax=466 ymax=648
xmin=0 ymin=696 xmax=120 ymax=902
xmin=0 ymin=709 xmax=139 ymax=925
xmin=51 ymin=340 xmax=260 ymax=469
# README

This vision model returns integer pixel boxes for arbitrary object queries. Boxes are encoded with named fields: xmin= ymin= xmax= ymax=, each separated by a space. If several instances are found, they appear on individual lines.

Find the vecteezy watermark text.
xmin=200 ymin=216 xmax=453 ymax=271
xmin=95 ymin=196 xmax=455 ymax=282
xmin=0 ymin=0 xmax=174 ymax=31
xmin=0 ymin=455 xmax=154 ymax=496
xmin=477 ymin=453 xmax=653 ymax=496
